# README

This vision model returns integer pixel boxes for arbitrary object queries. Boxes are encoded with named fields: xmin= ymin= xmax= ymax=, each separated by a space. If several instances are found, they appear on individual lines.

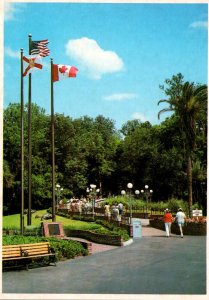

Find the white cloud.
xmin=4 ymin=3 xmax=17 ymax=21
xmin=131 ymin=112 xmax=147 ymax=122
xmin=5 ymin=47 xmax=19 ymax=58
xmin=189 ymin=21 xmax=208 ymax=29
xmin=65 ymin=37 xmax=124 ymax=79
xmin=104 ymin=93 xmax=138 ymax=101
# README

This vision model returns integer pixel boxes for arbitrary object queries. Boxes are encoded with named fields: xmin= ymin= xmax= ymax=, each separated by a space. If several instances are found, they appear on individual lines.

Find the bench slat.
xmin=2 ymin=249 xmax=21 ymax=253
xmin=22 ymin=250 xmax=49 ymax=255
xmin=21 ymin=246 xmax=49 ymax=250
xmin=3 ymin=253 xmax=22 ymax=258
xmin=20 ymin=242 xmax=50 ymax=247
xmin=3 ymin=246 xmax=21 ymax=251
xmin=3 ymin=245 xmax=23 ymax=249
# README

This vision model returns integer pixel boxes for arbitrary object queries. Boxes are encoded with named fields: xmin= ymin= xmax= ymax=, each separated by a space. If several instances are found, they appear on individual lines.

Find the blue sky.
xmin=4 ymin=2 xmax=208 ymax=129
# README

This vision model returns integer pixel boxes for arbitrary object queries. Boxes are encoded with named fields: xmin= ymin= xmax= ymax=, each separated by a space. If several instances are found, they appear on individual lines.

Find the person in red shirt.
xmin=163 ymin=208 xmax=173 ymax=237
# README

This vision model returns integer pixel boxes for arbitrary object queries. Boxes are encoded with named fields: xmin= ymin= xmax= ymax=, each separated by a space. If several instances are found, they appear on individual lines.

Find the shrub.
xmin=72 ymin=215 xmax=95 ymax=222
xmin=3 ymin=235 xmax=88 ymax=259
xmin=150 ymin=201 xmax=168 ymax=212
xmin=101 ymin=196 xmax=146 ymax=210
xmin=167 ymin=198 xmax=189 ymax=214
xmin=95 ymin=219 xmax=130 ymax=241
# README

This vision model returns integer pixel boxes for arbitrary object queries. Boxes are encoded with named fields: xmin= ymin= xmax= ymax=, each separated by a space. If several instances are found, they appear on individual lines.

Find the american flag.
xmin=30 ymin=39 xmax=50 ymax=57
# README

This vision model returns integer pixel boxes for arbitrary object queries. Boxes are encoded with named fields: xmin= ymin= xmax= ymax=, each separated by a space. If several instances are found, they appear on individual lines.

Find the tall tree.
xmin=158 ymin=74 xmax=207 ymax=216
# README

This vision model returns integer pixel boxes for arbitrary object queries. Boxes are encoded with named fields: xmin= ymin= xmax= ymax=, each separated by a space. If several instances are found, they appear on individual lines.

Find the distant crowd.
xmin=58 ymin=198 xmax=124 ymax=221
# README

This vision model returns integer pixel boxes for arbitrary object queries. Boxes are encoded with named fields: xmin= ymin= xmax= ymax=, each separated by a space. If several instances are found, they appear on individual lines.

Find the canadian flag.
xmin=52 ymin=64 xmax=78 ymax=82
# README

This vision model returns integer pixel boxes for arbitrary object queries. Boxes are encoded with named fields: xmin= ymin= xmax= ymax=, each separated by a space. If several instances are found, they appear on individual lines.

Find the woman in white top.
xmin=175 ymin=208 xmax=186 ymax=238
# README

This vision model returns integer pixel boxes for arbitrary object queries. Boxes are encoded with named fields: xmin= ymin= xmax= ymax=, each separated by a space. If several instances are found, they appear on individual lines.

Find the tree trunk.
xmin=187 ymin=154 xmax=193 ymax=217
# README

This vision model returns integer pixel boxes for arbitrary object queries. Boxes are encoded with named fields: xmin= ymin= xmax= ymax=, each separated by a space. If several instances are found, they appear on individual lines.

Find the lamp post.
xmin=141 ymin=185 xmax=153 ymax=213
xmin=87 ymin=184 xmax=99 ymax=218
xmin=127 ymin=183 xmax=133 ymax=224
xmin=55 ymin=184 xmax=63 ymax=207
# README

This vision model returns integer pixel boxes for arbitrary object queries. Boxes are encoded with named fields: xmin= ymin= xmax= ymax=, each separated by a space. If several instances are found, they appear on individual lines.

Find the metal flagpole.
xmin=51 ymin=58 xmax=56 ymax=222
xmin=27 ymin=34 xmax=32 ymax=225
xmin=20 ymin=49 xmax=25 ymax=234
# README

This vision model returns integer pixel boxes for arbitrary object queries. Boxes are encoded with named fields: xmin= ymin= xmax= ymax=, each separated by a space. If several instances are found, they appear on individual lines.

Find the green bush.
xmin=101 ymin=196 xmax=146 ymax=210
xmin=167 ymin=198 xmax=189 ymax=214
xmin=101 ymin=196 xmax=128 ymax=208
xmin=3 ymin=235 xmax=88 ymax=259
xmin=47 ymin=207 xmax=52 ymax=214
xmin=56 ymin=210 xmax=130 ymax=241
xmin=192 ymin=202 xmax=203 ymax=210
xmin=150 ymin=201 xmax=168 ymax=212
xmin=72 ymin=215 xmax=95 ymax=222
xmin=95 ymin=219 xmax=130 ymax=241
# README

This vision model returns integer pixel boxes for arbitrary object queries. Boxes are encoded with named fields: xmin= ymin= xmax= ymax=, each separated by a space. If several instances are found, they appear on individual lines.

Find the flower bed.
xmin=149 ymin=217 xmax=207 ymax=236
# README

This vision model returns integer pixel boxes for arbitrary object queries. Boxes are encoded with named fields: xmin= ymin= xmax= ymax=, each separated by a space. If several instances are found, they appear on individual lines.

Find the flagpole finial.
xmin=28 ymin=34 xmax=32 ymax=37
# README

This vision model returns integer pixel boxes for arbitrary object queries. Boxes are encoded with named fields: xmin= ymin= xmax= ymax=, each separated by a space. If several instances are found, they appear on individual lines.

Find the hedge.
xmin=3 ymin=235 xmax=88 ymax=260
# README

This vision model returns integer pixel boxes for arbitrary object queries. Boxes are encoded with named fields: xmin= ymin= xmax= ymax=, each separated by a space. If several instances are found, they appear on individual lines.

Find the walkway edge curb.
xmin=122 ymin=238 xmax=133 ymax=246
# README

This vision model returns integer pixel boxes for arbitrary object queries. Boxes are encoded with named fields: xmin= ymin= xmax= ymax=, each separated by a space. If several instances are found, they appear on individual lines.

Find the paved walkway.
xmin=3 ymin=223 xmax=207 ymax=296
xmin=70 ymin=221 xmax=168 ymax=254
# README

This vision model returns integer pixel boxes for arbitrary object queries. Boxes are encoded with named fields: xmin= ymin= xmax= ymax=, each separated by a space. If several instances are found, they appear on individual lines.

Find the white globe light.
xmin=127 ymin=183 xmax=133 ymax=189
xmin=150 ymin=190 xmax=153 ymax=193
xmin=121 ymin=190 xmax=126 ymax=195
xmin=90 ymin=184 xmax=96 ymax=189
xmin=56 ymin=184 xmax=60 ymax=188
xmin=145 ymin=185 xmax=149 ymax=189
xmin=141 ymin=190 xmax=144 ymax=193
xmin=135 ymin=190 xmax=140 ymax=195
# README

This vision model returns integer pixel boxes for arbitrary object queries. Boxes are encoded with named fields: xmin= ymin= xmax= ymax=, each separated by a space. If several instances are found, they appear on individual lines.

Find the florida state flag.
xmin=22 ymin=55 xmax=43 ymax=77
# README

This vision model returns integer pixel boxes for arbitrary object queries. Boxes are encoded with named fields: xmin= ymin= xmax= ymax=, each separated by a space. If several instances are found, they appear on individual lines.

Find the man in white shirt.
xmin=175 ymin=208 xmax=186 ymax=238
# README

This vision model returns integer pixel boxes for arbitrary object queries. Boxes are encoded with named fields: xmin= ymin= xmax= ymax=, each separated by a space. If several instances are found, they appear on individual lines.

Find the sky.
xmin=3 ymin=1 xmax=208 ymax=129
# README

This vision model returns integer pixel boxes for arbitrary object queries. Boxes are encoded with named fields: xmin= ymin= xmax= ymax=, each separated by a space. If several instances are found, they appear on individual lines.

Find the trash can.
xmin=132 ymin=218 xmax=142 ymax=238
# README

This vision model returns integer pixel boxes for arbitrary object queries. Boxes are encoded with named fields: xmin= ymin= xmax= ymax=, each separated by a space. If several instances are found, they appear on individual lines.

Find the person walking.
xmin=175 ymin=208 xmax=186 ymax=238
xmin=163 ymin=208 xmax=173 ymax=237
xmin=104 ymin=203 xmax=111 ymax=220
xmin=112 ymin=205 xmax=119 ymax=221
xmin=118 ymin=202 xmax=123 ymax=216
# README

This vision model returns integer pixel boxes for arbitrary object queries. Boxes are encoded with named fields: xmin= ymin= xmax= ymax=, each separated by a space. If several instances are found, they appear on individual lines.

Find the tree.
xmin=158 ymin=74 xmax=207 ymax=216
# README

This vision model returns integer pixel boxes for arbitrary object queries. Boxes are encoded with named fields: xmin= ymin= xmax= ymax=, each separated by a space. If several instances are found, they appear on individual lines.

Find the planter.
xmin=64 ymin=229 xmax=123 ymax=246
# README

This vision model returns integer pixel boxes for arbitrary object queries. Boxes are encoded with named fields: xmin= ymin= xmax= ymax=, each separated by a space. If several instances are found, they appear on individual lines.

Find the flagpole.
xmin=27 ymin=34 xmax=32 ymax=225
xmin=51 ymin=58 xmax=56 ymax=222
xmin=20 ymin=49 xmax=25 ymax=234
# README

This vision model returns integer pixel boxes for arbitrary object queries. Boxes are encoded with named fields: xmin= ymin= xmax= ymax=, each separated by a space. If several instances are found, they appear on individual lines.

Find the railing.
xmin=57 ymin=204 xmax=165 ymax=216
xmin=57 ymin=206 xmax=154 ymax=221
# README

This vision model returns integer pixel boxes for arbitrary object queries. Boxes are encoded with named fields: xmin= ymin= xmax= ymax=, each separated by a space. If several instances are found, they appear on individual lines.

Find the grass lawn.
xmin=3 ymin=209 xmax=102 ymax=231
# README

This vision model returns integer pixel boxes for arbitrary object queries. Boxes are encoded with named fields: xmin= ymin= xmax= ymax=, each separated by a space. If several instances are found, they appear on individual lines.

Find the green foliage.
xmin=3 ymin=75 xmax=207 ymax=214
xmin=158 ymin=74 xmax=207 ymax=215
xmin=167 ymin=198 xmax=189 ymax=214
xmin=95 ymin=219 xmax=130 ymax=241
xmin=150 ymin=201 xmax=168 ymax=212
xmin=101 ymin=196 xmax=128 ymax=207
xmin=56 ymin=211 xmax=130 ymax=241
xmin=2 ymin=235 xmax=88 ymax=259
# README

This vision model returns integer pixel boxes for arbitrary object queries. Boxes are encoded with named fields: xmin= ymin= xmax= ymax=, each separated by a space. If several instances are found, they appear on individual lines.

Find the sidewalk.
xmin=3 ymin=233 xmax=206 ymax=295
xmin=71 ymin=222 xmax=170 ymax=254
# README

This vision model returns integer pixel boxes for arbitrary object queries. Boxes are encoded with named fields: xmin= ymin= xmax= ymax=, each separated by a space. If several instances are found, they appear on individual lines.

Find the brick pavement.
xmin=70 ymin=223 xmax=168 ymax=254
